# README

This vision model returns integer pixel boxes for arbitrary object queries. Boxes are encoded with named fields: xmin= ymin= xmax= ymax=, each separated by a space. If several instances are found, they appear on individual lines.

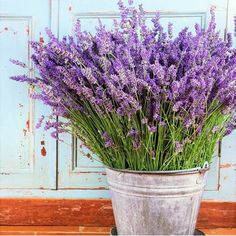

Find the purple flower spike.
xmin=102 ymin=132 xmax=114 ymax=148
xmin=175 ymin=141 xmax=184 ymax=154
xmin=148 ymin=126 xmax=157 ymax=133
xmin=127 ymin=128 xmax=139 ymax=138
xmin=36 ymin=115 xmax=45 ymax=129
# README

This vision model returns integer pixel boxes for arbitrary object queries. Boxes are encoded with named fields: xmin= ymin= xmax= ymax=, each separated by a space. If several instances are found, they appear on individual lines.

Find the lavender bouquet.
xmin=11 ymin=1 xmax=236 ymax=171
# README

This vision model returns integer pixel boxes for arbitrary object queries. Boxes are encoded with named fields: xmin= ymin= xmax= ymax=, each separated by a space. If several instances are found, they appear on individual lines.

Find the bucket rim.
xmin=105 ymin=165 xmax=209 ymax=175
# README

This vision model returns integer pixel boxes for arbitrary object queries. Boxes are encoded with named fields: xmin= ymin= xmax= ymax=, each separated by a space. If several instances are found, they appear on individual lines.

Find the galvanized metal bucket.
xmin=106 ymin=164 xmax=209 ymax=235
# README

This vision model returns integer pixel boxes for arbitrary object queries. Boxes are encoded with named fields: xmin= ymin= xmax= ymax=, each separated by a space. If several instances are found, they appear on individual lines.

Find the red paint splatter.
xmin=26 ymin=120 xmax=30 ymax=131
xmin=4 ymin=27 xmax=8 ymax=31
xmin=26 ymin=27 xmax=29 ymax=35
xmin=220 ymin=163 xmax=236 ymax=169
xmin=39 ymin=36 xmax=44 ymax=44
xmin=41 ymin=146 xmax=47 ymax=157
xmin=23 ymin=120 xmax=30 ymax=136
xmin=68 ymin=6 xmax=72 ymax=11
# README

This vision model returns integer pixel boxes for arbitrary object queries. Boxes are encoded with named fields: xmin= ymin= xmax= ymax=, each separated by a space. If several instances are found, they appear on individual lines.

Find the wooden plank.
xmin=0 ymin=199 xmax=114 ymax=227
xmin=196 ymin=201 xmax=236 ymax=228
xmin=0 ymin=226 xmax=236 ymax=235
xmin=0 ymin=226 xmax=111 ymax=235
xmin=0 ymin=199 xmax=235 ymax=228
xmin=200 ymin=228 xmax=236 ymax=235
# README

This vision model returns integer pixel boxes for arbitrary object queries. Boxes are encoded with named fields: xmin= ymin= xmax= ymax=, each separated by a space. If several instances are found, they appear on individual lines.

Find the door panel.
xmin=57 ymin=0 xmax=226 ymax=190
xmin=0 ymin=0 xmax=56 ymax=189
xmin=58 ymin=133 xmax=107 ymax=189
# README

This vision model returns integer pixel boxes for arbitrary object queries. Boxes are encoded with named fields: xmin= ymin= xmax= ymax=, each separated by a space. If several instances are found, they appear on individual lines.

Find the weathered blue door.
xmin=0 ymin=0 xmax=56 ymax=189
xmin=0 ymin=0 xmax=235 ymax=201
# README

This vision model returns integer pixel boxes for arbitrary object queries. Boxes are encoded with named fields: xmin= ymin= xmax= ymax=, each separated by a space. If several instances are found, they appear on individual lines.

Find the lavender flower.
xmin=132 ymin=140 xmax=141 ymax=150
xmin=127 ymin=128 xmax=139 ymax=138
xmin=148 ymin=126 xmax=157 ymax=133
xmin=9 ymin=59 xmax=27 ymax=68
xmin=175 ymin=141 xmax=184 ymax=154
xmin=212 ymin=126 xmax=220 ymax=133
xmin=10 ymin=1 xmax=236 ymax=171
xmin=102 ymin=132 xmax=114 ymax=148
xmin=36 ymin=115 xmax=45 ymax=129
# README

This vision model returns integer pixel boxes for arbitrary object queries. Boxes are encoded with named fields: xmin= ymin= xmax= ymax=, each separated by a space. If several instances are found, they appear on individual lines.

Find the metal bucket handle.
xmin=199 ymin=161 xmax=210 ymax=173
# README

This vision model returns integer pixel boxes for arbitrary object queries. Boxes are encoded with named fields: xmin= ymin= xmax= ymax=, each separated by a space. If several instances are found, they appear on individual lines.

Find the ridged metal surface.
xmin=106 ymin=167 xmax=208 ymax=235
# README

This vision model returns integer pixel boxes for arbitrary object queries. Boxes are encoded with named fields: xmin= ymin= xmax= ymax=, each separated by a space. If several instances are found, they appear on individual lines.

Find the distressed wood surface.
xmin=0 ymin=199 xmax=235 ymax=228
xmin=0 ymin=226 xmax=111 ymax=235
xmin=196 ymin=201 xmax=236 ymax=229
xmin=0 ymin=199 xmax=115 ymax=226
xmin=0 ymin=226 xmax=236 ymax=235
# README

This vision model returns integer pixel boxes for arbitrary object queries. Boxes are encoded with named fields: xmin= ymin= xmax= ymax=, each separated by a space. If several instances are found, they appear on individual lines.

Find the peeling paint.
xmin=23 ymin=119 xmax=30 ymax=136
xmin=26 ymin=119 xmax=30 ymax=131
xmin=0 ymin=27 xmax=17 ymax=35
xmin=99 ymin=205 xmax=113 ymax=210
xmin=72 ymin=207 xmax=81 ymax=212
xmin=39 ymin=36 xmax=44 ymax=44
xmin=220 ymin=163 xmax=236 ymax=168
xmin=23 ymin=128 xmax=27 ymax=136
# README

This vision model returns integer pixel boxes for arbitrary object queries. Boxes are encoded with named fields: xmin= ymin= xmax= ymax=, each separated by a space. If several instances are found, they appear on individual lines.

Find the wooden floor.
xmin=0 ymin=226 xmax=235 ymax=235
